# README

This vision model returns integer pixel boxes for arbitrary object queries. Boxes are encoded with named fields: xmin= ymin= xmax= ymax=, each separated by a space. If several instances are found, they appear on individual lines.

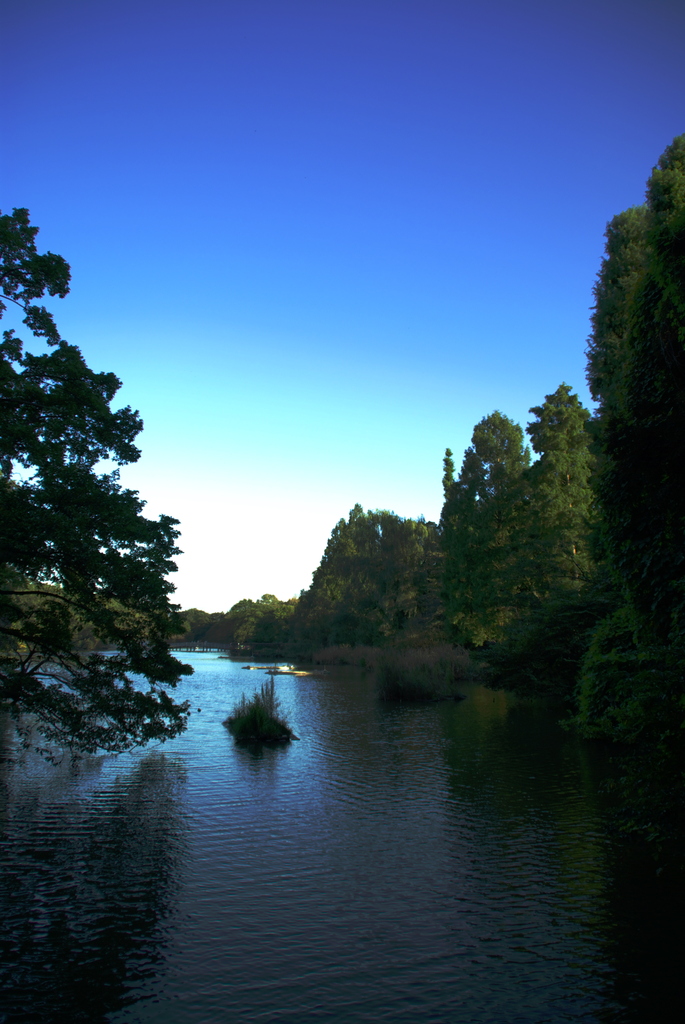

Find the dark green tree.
xmin=591 ymin=138 xmax=685 ymax=630
xmin=524 ymin=383 xmax=595 ymax=591
xmin=441 ymin=411 xmax=530 ymax=645
xmin=0 ymin=208 xmax=191 ymax=755
xmin=586 ymin=206 xmax=649 ymax=414
xmin=176 ymin=608 xmax=226 ymax=642
xmin=441 ymin=448 xmax=455 ymax=496
xmin=576 ymin=136 xmax=685 ymax=838
xmin=291 ymin=505 xmax=443 ymax=650
xmin=222 ymin=594 xmax=297 ymax=645
xmin=483 ymin=385 xmax=601 ymax=699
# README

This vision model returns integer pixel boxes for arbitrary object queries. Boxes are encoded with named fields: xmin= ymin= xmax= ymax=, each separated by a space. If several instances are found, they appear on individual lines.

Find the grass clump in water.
xmin=376 ymin=645 xmax=469 ymax=701
xmin=224 ymin=676 xmax=293 ymax=742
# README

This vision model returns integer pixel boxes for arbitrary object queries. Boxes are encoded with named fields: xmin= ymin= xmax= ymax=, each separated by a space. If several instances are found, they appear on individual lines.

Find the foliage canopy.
xmin=573 ymin=136 xmax=685 ymax=837
xmin=291 ymin=504 xmax=443 ymax=649
xmin=0 ymin=208 xmax=191 ymax=755
xmin=441 ymin=411 xmax=530 ymax=645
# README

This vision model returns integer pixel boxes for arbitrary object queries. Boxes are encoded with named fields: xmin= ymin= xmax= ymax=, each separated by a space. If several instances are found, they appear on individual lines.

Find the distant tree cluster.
xmin=221 ymin=594 xmax=297 ymax=645
xmin=191 ymin=507 xmax=443 ymax=654
xmin=176 ymin=595 xmax=297 ymax=647
xmin=289 ymin=505 xmax=443 ymax=650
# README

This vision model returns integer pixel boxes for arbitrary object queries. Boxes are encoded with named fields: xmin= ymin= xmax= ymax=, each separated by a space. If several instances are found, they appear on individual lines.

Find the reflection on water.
xmin=0 ymin=746 xmax=188 ymax=1023
xmin=1 ymin=655 xmax=684 ymax=1023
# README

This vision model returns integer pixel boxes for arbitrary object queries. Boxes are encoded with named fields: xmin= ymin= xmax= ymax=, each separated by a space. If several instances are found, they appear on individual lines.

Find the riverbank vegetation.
xmin=223 ymin=676 xmax=293 ymax=742
xmin=375 ymin=646 xmax=469 ymax=701
xmin=307 ymin=644 xmax=471 ymax=701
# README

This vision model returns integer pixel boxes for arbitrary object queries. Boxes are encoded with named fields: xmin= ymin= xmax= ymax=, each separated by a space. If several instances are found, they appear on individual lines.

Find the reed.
xmin=376 ymin=645 xmax=469 ymax=701
xmin=224 ymin=676 xmax=292 ymax=741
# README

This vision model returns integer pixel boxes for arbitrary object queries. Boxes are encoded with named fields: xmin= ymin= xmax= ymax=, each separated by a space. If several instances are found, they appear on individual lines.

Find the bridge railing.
xmin=168 ymin=642 xmax=236 ymax=653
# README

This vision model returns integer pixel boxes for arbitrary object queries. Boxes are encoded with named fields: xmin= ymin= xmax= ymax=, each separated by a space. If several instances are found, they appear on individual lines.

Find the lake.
xmin=1 ymin=652 xmax=683 ymax=1023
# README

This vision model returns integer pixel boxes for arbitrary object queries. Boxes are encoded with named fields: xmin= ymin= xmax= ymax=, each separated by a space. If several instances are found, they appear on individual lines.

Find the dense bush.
xmin=576 ymin=608 xmax=685 ymax=840
xmin=481 ymin=584 xmax=615 ymax=703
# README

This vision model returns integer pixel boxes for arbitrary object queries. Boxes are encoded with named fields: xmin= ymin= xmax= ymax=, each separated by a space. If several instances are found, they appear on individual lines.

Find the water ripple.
xmin=1 ymin=655 xmax=684 ymax=1022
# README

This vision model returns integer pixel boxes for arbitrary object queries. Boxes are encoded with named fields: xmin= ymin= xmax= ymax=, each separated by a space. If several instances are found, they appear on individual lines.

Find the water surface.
xmin=1 ymin=654 xmax=683 ymax=1023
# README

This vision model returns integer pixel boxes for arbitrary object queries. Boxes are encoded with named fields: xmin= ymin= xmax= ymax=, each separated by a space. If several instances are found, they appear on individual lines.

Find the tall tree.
xmin=441 ymin=411 xmax=529 ymax=645
xmin=0 ymin=208 xmax=191 ymax=755
xmin=524 ymin=383 xmax=594 ymax=593
xmin=586 ymin=206 xmax=649 ymax=414
xmin=483 ymin=386 xmax=600 ymax=700
xmin=584 ymin=138 xmax=685 ymax=637
xmin=577 ymin=136 xmax=685 ymax=837
xmin=441 ymin=448 xmax=455 ymax=497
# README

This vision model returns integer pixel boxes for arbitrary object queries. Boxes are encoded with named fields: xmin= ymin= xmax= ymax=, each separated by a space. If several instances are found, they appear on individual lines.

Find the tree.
xmin=482 ymin=385 xmax=601 ymax=699
xmin=222 ymin=594 xmax=297 ymax=645
xmin=291 ymin=505 xmax=443 ymax=649
xmin=590 ymin=137 xmax=685 ymax=632
xmin=524 ymin=383 xmax=595 ymax=593
xmin=441 ymin=411 xmax=530 ymax=645
xmin=0 ymin=208 xmax=191 ymax=755
xmin=575 ymin=136 xmax=685 ymax=838
xmin=441 ymin=448 xmax=455 ymax=496
xmin=585 ymin=206 xmax=649 ymax=415
xmin=176 ymin=607 xmax=226 ymax=642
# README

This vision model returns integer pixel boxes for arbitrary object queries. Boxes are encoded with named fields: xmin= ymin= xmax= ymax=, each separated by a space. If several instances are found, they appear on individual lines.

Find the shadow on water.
xmin=0 ymin=718 xmax=189 ymax=1024
xmin=434 ymin=689 xmax=685 ymax=1024
xmin=593 ymin=828 xmax=685 ymax=1023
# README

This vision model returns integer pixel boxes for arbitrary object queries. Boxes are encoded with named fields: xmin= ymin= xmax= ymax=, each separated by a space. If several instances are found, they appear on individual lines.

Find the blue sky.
xmin=3 ymin=0 xmax=684 ymax=610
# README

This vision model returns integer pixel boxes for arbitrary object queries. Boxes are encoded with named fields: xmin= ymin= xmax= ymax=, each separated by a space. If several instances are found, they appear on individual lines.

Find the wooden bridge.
xmin=168 ymin=642 xmax=236 ymax=653
xmin=168 ymin=641 xmax=291 ymax=656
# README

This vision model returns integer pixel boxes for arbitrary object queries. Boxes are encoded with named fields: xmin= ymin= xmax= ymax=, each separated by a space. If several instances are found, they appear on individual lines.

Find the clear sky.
xmin=2 ymin=0 xmax=684 ymax=611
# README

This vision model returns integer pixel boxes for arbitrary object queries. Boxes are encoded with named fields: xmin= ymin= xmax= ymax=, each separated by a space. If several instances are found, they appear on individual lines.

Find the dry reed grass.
xmin=312 ymin=643 xmax=470 ymax=700
xmin=376 ymin=645 xmax=469 ymax=700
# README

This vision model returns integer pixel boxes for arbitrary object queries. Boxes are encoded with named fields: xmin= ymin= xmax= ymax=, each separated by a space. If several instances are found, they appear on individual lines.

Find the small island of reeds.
xmin=223 ymin=676 xmax=295 ymax=742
